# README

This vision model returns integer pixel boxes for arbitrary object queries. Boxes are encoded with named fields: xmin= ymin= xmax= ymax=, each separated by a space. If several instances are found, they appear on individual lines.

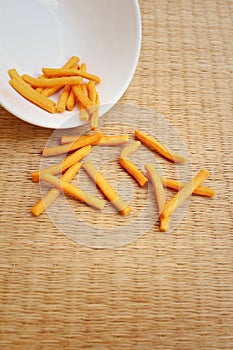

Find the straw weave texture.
xmin=0 ymin=0 xmax=233 ymax=349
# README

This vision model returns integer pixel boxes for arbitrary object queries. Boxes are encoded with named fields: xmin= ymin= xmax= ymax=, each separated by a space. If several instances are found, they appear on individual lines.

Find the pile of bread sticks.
xmin=31 ymin=129 xmax=215 ymax=232
xmin=8 ymin=56 xmax=101 ymax=130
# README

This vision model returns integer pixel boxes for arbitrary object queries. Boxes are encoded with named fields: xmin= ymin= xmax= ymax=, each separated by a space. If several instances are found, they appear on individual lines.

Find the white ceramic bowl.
xmin=0 ymin=0 xmax=141 ymax=129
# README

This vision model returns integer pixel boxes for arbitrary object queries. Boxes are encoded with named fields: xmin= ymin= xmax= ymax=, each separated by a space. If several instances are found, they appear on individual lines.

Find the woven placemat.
xmin=0 ymin=0 xmax=233 ymax=349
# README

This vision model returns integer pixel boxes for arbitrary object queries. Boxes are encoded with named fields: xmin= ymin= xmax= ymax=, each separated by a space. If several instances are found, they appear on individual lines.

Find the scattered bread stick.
xmin=60 ymin=135 xmax=86 ymax=144
xmin=161 ymin=169 xmax=209 ymax=221
xmin=40 ymin=173 xmax=105 ymax=211
xmin=97 ymin=135 xmax=129 ymax=146
xmin=31 ymin=162 xmax=82 ymax=216
xmin=159 ymin=176 xmax=215 ymax=197
xmin=119 ymin=157 xmax=148 ymax=187
xmin=119 ymin=141 xmax=147 ymax=186
xmin=160 ymin=216 xmax=171 ymax=232
xmin=9 ymin=78 xmax=56 ymax=114
xmin=42 ymin=68 xmax=101 ymax=83
xmin=60 ymin=134 xmax=129 ymax=146
xmin=145 ymin=163 xmax=166 ymax=215
xmin=60 ymin=134 xmax=99 ymax=145
xmin=42 ymin=132 xmax=103 ymax=157
xmin=90 ymin=92 xmax=100 ymax=130
xmin=135 ymin=129 xmax=187 ymax=164
xmin=57 ymin=85 xmax=71 ymax=112
xmin=22 ymin=74 xmax=82 ymax=88
xmin=73 ymin=85 xmax=94 ymax=109
xmin=32 ymin=145 xmax=92 ymax=182
xmin=120 ymin=141 xmax=141 ymax=159
xmin=82 ymin=161 xmax=131 ymax=215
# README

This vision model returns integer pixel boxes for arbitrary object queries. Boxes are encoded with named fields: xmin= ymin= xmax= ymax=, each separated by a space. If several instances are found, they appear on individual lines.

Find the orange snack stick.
xmin=8 ymin=68 xmax=21 ymax=80
xmin=66 ymin=88 xmax=77 ymax=111
xmin=75 ymin=62 xmax=89 ymax=119
xmin=60 ymin=135 xmax=99 ymax=145
xmin=161 ymin=169 xmax=209 ymax=223
xmin=145 ymin=163 xmax=166 ymax=215
xmin=160 ymin=216 xmax=171 ymax=232
xmin=31 ymin=162 xmax=82 ymax=216
xmin=90 ymin=92 xmax=100 ymax=130
xmin=62 ymin=56 xmax=80 ymax=69
xmin=88 ymin=81 xmax=99 ymax=130
xmin=87 ymin=81 xmax=97 ymax=102
xmin=36 ymin=86 xmax=46 ymax=94
xmin=40 ymin=173 xmax=105 ymax=211
xmin=41 ymin=85 xmax=64 ymax=97
xmin=81 ymin=84 xmax=88 ymax=94
xmin=80 ymin=63 xmax=87 ymax=72
xmin=38 ymin=55 xmax=80 ymax=95
xmin=57 ymin=85 xmax=71 ymax=112
xmin=32 ymin=145 xmax=92 ymax=182
xmin=119 ymin=141 xmax=147 ymax=187
xmin=66 ymin=62 xmax=86 ymax=111
xmin=60 ymin=134 xmax=129 ymax=146
xmin=39 ymin=56 xmax=80 ymax=89
xmin=97 ymin=135 xmax=129 ymax=146
xmin=135 ymin=129 xmax=187 ymax=164
xmin=79 ymin=84 xmax=90 ymax=121
xmin=42 ymin=132 xmax=103 ymax=157
xmin=42 ymin=56 xmax=80 ymax=79
xmin=22 ymin=74 xmax=82 ymax=88
xmin=73 ymin=85 xmax=94 ymax=109
xmin=42 ymin=68 xmax=101 ymax=83
xmin=81 ymin=85 xmax=90 ymax=118
xmin=9 ymin=78 xmax=56 ymax=114
xmin=119 ymin=157 xmax=148 ymax=187
xmin=159 ymin=176 xmax=215 ymax=197
xmin=8 ymin=68 xmax=56 ymax=105
xmin=82 ymin=161 xmax=131 ymax=216
xmin=120 ymin=141 xmax=141 ymax=159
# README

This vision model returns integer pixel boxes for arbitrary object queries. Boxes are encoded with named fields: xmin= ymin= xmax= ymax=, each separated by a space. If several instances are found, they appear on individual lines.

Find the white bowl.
xmin=0 ymin=0 xmax=141 ymax=129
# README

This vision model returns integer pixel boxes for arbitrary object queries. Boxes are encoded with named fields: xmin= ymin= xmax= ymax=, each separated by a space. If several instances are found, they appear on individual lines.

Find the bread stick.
xmin=135 ymin=129 xmax=187 ymax=164
xmin=82 ymin=161 xmax=131 ymax=215
xmin=32 ymin=145 xmax=92 ymax=182
xmin=9 ymin=78 xmax=56 ymax=113
xmin=31 ymin=162 xmax=82 ymax=216
xmin=40 ymin=173 xmax=105 ymax=211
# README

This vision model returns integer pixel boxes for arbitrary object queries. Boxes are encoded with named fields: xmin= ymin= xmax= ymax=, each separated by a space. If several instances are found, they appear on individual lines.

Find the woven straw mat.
xmin=0 ymin=0 xmax=233 ymax=349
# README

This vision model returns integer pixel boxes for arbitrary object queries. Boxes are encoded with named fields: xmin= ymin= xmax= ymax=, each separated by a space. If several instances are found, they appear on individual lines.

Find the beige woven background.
xmin=0 ymin=0 xmax=233 ymax=349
